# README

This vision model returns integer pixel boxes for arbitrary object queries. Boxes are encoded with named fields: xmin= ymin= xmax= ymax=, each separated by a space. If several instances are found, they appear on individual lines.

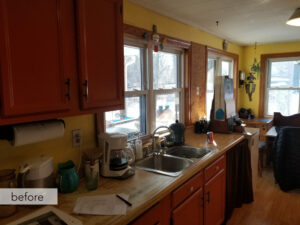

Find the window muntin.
xmin=105 ymin=41 xmax=184 ymax=139
xmin=265 ymin=58 xmax=300 ymax=116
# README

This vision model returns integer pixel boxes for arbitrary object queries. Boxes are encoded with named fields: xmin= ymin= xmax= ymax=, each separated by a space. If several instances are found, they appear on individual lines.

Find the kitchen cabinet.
xmin=76 ymin=0 xmax=124 ymax=110
xmin=0 ymin=0 xmax=124 ymax=125
xmin=170 ymin=155 xmax=226 ymax=225
xmin=171 ymin=172 xmax=203 ymax=225
xmin=130 ymin=194 xmax=171 ymax=225
xmin=0 ymin=0 xmax=77 ymax=118
xmin=204 ymin=155 xmax=226 ymax=225
xmin=172 ymin=188 xmax=204 ymax=225
xmin=204 ymin=170 xmax=225 ymax=225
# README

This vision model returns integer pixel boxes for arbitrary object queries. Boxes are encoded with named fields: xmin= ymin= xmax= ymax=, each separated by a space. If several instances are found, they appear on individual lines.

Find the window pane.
xmin=153 ymin=51 xmax=178 ymax=89
xmin=207 ymin=59 xmax=216 ymax=91
xmin=124 ymin=46 xmax=143 ymax=91
xmin=155 ymin=93 xmax=180 ymax=127
xmin=221 ymin=60 xmax=233 ymax=77
xmin=267 ymin=90 xmax=299 ymax=116
xmin=105 ymin=96 xmax=146 ymax=139
xmin=270 ymin=60 xmax=300 ymax=88
xmin=206 ymin=91 xmax=214 ymax=120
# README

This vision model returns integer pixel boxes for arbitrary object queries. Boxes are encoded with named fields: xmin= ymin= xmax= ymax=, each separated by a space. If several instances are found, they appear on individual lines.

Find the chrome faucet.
xmin=151 ymin=126 xmax=173 ymax=154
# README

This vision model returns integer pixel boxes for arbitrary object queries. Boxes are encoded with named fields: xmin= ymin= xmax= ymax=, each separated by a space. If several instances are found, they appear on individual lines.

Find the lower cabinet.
xmin=130 ymin=195 xmax=171 ymax=225
xmin=204 ymin=170 xmax=226 ymax=225
xmin=131 ymin=154 xmax=226 ymax=225
xmin=172 ymin=188 xmax=204 ymax=225
xmin=204 ymin=155 xmax=226 ymax=225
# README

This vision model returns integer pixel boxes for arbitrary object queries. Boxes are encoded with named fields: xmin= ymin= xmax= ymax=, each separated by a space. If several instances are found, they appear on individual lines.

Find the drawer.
xmin=204 ymin=155 xmax=226 ymax=182
xmin=172 ymin=172 xmax=203 ymax=209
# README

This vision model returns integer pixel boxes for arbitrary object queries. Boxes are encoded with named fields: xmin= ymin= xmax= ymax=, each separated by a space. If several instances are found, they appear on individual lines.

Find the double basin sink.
xmin=135 ymin=145 xmax=215 ymax=177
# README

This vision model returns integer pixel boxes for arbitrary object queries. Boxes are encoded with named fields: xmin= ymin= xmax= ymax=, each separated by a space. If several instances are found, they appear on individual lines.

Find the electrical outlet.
xmin=72 ymin=129 xmax=82 ymax=147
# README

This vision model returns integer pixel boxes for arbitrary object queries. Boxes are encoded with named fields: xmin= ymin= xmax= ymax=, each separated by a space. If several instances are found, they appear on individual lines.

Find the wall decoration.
xmin=152 ymin=25 xmax=160 ymax=52
xmin=245 ymin=72 xmax=256 ymax=101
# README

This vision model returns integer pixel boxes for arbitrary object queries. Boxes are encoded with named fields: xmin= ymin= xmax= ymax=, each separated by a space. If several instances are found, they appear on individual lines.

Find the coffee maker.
xmin=99 ymin=133 xmax=135 ymax=179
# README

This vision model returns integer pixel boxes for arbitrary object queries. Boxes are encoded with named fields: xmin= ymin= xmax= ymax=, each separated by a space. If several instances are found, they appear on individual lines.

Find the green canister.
xmin=57 ymin=160 xmax=79 ymax=193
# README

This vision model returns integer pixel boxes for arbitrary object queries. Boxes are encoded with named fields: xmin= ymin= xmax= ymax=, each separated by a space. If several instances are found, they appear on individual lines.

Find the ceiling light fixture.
xmin=286 ymin=8 xmax=300 ymax=26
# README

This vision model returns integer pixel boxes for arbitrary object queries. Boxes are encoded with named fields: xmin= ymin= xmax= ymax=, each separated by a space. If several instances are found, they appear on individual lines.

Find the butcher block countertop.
xmin=1 ymin=129 xmax=244 ymax=225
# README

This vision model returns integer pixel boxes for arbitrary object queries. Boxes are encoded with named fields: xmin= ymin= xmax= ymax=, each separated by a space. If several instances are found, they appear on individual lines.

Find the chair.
xmin=273 ymin=112 xmax=300 ymax=127
xmin=272 ymin=126 xmax=300 ymax=191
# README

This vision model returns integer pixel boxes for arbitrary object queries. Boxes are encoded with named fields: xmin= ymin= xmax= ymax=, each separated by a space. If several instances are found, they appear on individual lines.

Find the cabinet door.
xmin=172 ymin=188 xmax=204 ymax=225
xmin=131 ymin=195 xmax=171 ymax=225
xmin=0 ymin=0 xmax=76 ymax=117
xmin=76 ymin=0 xmax=124 ymax=110
xmin=204 ymin=170 xmax=226 ymax=225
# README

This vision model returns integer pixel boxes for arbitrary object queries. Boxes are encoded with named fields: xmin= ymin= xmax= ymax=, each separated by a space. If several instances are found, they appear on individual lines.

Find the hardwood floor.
xmin=227 ymin=167 xmax=300 ymax=225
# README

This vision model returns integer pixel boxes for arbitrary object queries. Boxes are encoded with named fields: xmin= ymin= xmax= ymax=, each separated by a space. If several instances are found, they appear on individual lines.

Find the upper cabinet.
xmin=0 ymin=0 xmax=124 ymax=124
xmin=76 ymin=0 xmax=124 ymax=110
xmin=0 ymin=0 xmax=77 ymax=118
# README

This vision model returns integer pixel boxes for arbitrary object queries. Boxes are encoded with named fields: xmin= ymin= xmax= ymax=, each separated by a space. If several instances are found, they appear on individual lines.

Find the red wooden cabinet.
xmin=171 ymin=172 xmax=204 ymax=225
xmin=76 ymin=0 xmax=124 ymax=110
xmin=0 ymin=0 xmax=77 ymax=118
xmin=172 ymin=188 xmax=204 ymax=225
xmin=131 ymin=195 xmax=171 ymax=225
xmin=204 ymin=159 xmax=226 ymax=225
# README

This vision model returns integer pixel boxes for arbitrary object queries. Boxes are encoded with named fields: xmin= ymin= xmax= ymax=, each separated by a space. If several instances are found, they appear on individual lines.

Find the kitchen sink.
xmin=135 ymin=154 xmax=194 ymax=177
xmin=166 ymin=145 xmax=214 ymax=159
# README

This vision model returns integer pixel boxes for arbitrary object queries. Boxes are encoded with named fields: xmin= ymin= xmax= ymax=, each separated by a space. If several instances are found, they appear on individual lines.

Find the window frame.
xmin=104 ymin=35 xmax=185 ymax=138
xmin=259 ymin=52 xmax=300 ymax=117
xmin=264 ymin=57 xmax=300 ymax=116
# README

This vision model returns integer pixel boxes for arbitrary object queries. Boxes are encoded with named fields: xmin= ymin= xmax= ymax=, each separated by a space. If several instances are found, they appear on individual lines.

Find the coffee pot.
xmin=99 ymin=133 xmax=135 ymax=179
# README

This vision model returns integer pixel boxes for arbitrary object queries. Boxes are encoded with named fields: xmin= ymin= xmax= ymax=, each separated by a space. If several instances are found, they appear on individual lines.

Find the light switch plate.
xmin=72 ymin=129 xmax=82 ymax=147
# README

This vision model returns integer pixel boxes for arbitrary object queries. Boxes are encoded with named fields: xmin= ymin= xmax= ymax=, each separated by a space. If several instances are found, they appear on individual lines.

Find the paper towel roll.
xmin=12 ymin=120 xmax=65 ymax=147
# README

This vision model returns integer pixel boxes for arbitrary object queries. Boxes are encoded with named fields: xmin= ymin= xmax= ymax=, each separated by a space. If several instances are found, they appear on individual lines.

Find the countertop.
xmin=1 ymin=129 xmax=245 ymax=225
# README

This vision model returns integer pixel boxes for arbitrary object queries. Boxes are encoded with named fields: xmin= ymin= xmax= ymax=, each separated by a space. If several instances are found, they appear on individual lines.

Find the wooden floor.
xmin=227 ymin=168 xmax=300 ymax=225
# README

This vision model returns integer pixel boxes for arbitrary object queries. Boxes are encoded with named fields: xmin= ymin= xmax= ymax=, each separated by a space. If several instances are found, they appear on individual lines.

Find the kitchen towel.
xmin=12 ymin=120 xmax=65 ymax=146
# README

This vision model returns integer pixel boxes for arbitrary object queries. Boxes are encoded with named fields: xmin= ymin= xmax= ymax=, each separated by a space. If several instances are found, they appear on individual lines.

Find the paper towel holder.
xmin=0 ymin=119 xmax=66 ymax=142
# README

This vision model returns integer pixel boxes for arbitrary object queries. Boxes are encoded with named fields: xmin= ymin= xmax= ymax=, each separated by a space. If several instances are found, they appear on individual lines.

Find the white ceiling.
xmin=129 ymin=0 xmax=300 ymax=46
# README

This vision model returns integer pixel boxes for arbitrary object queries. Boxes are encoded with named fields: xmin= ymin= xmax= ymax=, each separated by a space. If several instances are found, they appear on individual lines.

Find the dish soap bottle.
xmin=135 ymin=135 xmax=143 ymax=160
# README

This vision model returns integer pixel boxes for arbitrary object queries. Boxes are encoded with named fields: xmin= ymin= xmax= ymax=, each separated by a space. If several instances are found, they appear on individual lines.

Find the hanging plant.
xmin=251 ymin=59 xmax=260 ymax=74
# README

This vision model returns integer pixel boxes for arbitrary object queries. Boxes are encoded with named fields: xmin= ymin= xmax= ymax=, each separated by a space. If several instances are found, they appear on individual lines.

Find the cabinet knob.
xmin=65 ymin=78 xmax=71 ymax=101
xmin=83 ymin=80 xmax=88 ymax=100
xmin=216 ymin=166 xmax=220 ymax=171
xmin=190 ymin=186 xmax=194 ymax=192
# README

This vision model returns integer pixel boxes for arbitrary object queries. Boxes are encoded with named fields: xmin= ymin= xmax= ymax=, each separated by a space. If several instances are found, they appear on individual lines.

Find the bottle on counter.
xmin=135 ymin=135 xmax=143 ymax=160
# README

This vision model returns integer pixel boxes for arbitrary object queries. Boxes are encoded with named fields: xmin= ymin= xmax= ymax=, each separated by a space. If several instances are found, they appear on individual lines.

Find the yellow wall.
xmin=240 ymin=41 xmax=300 ymax=116
xmin=0 ymin=114 xmax=96 ymax=171
xmin=124 ymin=0 xmax=244 ymax=67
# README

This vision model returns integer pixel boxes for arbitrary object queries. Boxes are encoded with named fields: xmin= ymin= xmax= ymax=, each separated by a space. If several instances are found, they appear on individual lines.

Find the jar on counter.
xmin=0 ymin=169 xmax=17 ymax=218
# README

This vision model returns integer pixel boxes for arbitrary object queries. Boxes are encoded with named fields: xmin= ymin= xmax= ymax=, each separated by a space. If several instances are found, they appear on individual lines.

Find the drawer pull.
xmin=216 ymin=166 xmax=220 ymax=171
xmin=65 ymin=78 xmax=71 ymax=101
xmin=83 ymin=80 xmax=88 ymax=100
xmin=190 ymin=186 xmax=194 ymax=192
